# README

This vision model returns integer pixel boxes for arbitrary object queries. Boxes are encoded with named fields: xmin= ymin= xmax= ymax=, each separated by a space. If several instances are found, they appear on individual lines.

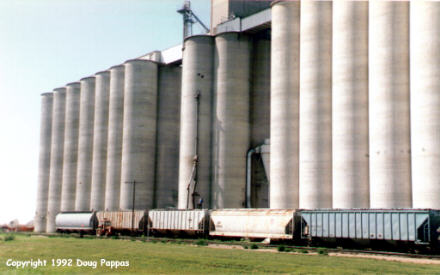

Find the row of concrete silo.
xmin=177 ymin=31 xmax=271 ymax=210
xmin=270 ymin=0 xmax=440 ymax=210
xmin=35 ymin=0 xmax=440 ymax=233
xmin=35 ymin=60 xmax=182 ymax=233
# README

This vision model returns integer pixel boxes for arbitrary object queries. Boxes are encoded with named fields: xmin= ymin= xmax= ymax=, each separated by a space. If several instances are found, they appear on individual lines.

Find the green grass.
xmin=0 ymin=233 xmax=439 ymax=274
xmin=3 ymin=234 xmax=15 ymax=242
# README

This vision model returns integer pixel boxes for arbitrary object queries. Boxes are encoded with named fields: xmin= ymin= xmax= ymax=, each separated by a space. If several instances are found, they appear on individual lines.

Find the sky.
xmin=0 ymin=0 xmax=211 ymax=225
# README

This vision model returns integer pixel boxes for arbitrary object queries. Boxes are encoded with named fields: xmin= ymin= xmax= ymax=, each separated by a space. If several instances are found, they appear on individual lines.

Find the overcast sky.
xmin=0 ymin=0 xmax=210 ymax=225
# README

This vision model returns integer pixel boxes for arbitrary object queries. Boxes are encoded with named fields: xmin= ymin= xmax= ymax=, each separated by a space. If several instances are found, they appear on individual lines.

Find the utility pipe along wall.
xmin=105 ymin=65 xmax=125 ymax=211
xmin=75 ymin=77 xmax=96 ymax=211
xmin=120 ymin=60 xmax=158 ymax=210
xmin=34 ymin=93 xmax=53 ymax=233
xmin=90 ymin=71 xmax=110 ymax=211
xmin=270 ymin=1 xmax=300 ymax=209
xmin=178 ymin=35 xmax=215 ymax=209
xmin=60 ymin=82 xmax=81 ymax=212
xmin=46 ymin=88 xmax=66 ymax=233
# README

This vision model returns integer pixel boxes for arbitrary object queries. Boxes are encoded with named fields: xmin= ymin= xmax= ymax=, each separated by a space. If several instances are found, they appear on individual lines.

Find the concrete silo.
xmin=120 ymin=60 xmax=158 ymax=210
xmin=411 ymin=1 xmax=440 ymax=209
xmin=90 ymin=71 xmax=110 ymax=211
xmin=369 ymin=1 xmax=411 ymax=208
xmin=155 ymin=65 xmax=182 ymax=208
xmin=75 ymin=77 xmax=96 ymax=211
xmin=299 ymin=0 xmax=333 ymax=209
xmin=46 ymin=88 xmax=66 ymax=233
xmin=178 ymin=35 xmax=214 ymax=209
xmin=332 ymin=0 xmax=369 ymax=208
xmin=213 ymin=32 xmax=252 ymax=208
xmin=270 ymin=0 xmax=300 ymax=209
xmin=34 ymin=93 xmax=53 ymax=233
xmin=105 ymin=65 xmax=125 ymax=211
xmin=60 ymin=82 xmax=81 ymax=212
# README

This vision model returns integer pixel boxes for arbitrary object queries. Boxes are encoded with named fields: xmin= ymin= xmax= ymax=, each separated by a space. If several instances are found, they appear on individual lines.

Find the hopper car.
xmin=55 ymin=208 xmax=440 ymax=252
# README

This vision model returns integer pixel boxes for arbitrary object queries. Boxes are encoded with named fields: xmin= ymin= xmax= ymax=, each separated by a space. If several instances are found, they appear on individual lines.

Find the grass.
xmin=195 ymin=239 xmax=208 ymax=246
xmin=317 ymin=248 xmax=329 ymax=256
xmin=277 ymin=245 xmax=286 ymax=252
xmin=0 ymin=233 xmax=439 ymax=274
xmin=250 ymin=243 xmax=259 ymax=250
xmin=3 ymin=234 xmax=15 ymax=242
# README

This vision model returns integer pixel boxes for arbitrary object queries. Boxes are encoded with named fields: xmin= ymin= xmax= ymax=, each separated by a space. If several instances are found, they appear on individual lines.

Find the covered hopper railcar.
xmin=148 ymin=209 xmax=209 ymax=236
xmin=209 ymin=209 xmax=300 ymax=241
xmin=53 ymin=208 xmax=440 ymax=251
xmin=300 ymin=209 xmax=440 ymax=251
xmin=96 ymin=211 xmax=148 ymax=236
xmin=55 ymin=212 xmax=98 ymax=234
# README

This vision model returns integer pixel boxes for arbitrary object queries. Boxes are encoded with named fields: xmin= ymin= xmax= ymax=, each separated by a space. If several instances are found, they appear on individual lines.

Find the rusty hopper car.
xmin=96 ymin=211 xmax=148 ymax=236
xmin=148 ymin=209 xmax=210 ymax=236
xmin=209 ymin=209 xmax=300 ymax=241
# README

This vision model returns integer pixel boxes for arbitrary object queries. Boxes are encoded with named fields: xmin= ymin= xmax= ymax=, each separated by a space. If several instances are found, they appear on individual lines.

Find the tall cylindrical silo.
xmin=178 ymin=35 xmax=214 ymax=209
xmin=270 ymin=1 xmax=300 ymax=209
xmin=411 ymin=1 xmax=440 ymax=209
xmin=120 ymin=60 xmax=158 ymax=210
xmin=105 ymin=65 xmax=125 ymax=211
xmin=155 ymin=65 xmax=182 ymax=208
xmin=299 ymin=0 xmax=333 ymax=209
xmin=46 ymin=88 xmax=66 ymax=233
xmin=60 ymin=82 xmax=81 ymax=212
xmin=369 ymin=1 xmax=411 ymax=208
xmin=332 ymin=1 xmax=369 ymax=208
xmin=213 ymin=32 xmax=252 ymax=208
xmin=34 ymin=93 xmax=53 ymax=233
xmin=90 ymin=71 xmax=110 ymax=211
xmin=75 ymin=77 xmax=96 ymax=211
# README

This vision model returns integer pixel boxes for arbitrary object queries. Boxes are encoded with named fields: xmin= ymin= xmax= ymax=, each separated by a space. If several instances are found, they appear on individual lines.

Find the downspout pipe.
xmin=246 ymin=148 xmax=256 ymax=208
xmin=246 ymin=145 xmax=262 ymax=208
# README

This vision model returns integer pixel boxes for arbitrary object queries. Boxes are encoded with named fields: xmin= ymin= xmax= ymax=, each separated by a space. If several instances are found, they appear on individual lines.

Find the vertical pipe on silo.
xmin=299 ymin=0 xmax=333 ymax=209
xmin=60 ymin=82 xmax=81 ymax=212
xmin=270 ymin=1 xmax=300 ymax=209
xmin=369 ymin=1 xmax=411 ymax=208
xmin=178 ymin=35 xmax=214 ymax=209
xmin=90 ymin=71 xmax=110 ymax=211
xmin=46 ymin=88 xmax=66 ymax=233
xmin=120 ymin=60 xmax=158 ymax=210
xmin=105 ymin=65 xmax=125 ymax=211
xmin=332 ymin=1 xmax=369 ymax=208
xmin=155 ymin=65 xmax=182 ymax=208
xmin=75 ymin=77 xmax=96 ymax=211
xmin=411 ymin=1 xmax=440 ymax=208
xmin=34 ymin=93 xmax=53 ymax=233
xmin=213 ymin=32 xmax=252 ymax=208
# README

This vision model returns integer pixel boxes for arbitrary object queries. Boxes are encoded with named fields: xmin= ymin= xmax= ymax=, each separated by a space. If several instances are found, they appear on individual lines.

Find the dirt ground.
xmin=207 ymin=244 xmax=440 ymax=265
